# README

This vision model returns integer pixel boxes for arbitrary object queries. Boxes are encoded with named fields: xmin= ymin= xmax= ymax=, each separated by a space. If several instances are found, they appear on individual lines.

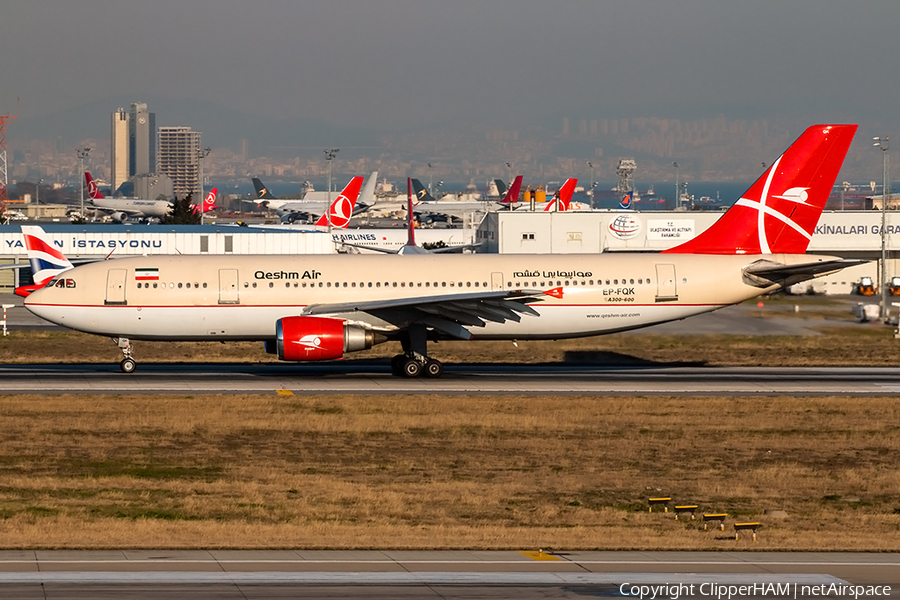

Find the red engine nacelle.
xmin=276 ymin=316 xmax=378 ymax=361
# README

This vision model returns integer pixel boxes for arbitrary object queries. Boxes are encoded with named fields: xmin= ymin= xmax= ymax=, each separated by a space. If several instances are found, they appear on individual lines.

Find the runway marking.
xmin=519 ymin=550 xmax=561 ymax=561
xmin=0 ymin=559 xmax=895 ymax=567
xmin=0 ymin=572 xmax=849 ymax=585
xmin=275 ymin=389 xmax=294 ymax=395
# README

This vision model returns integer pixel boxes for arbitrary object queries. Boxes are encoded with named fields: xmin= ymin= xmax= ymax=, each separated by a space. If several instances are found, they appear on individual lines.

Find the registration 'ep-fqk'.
xmin=26 ymin=125 xmax=860 ymax=377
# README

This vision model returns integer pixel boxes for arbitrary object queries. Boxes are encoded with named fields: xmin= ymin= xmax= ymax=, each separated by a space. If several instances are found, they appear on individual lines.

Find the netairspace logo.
xmin=618 ymin=582 xmax=892 ymax=600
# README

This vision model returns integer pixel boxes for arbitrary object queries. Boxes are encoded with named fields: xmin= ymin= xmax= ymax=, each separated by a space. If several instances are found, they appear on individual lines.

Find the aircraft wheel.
xmin=424 ymin=359 xmax=443 ymax=378
xmin=401 ymin=358 xmax=422 ymax=378
xmin=120 ymin=358 xmax=137 ymax=374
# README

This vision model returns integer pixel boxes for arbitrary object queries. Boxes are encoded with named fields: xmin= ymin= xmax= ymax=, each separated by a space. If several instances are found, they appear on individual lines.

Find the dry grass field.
xmin=0 ymin=394 xmax=898 ymax=550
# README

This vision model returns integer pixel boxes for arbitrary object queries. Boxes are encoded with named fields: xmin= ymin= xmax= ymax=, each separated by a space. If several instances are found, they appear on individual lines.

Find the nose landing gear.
xmin=114 ymin=337 xmax=137 ymax=373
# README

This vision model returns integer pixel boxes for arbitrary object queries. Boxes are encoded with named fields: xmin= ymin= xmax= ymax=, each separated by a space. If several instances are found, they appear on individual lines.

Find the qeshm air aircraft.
xmin=26 ymin=125 xmax=859 ymax=377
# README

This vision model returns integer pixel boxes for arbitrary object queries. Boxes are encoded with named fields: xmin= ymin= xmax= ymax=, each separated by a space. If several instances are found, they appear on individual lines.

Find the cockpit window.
xmin=54 ymin=279 xmax=65 ymax=288
xmin=65 ymin=279 xmax=76 ymax=288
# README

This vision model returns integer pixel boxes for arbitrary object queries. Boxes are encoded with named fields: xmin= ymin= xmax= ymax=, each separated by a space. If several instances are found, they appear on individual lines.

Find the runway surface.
xmin=0 ymin=551 xmax=896 ymax=599
xmin=1 ymin=362 xmax=899 ymax=395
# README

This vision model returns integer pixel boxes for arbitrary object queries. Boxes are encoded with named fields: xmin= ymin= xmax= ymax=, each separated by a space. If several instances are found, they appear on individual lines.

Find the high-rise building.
xmin=110 ymin=108 xmax=129 ymax=193
xmin=129 ymin=102 xmax=156 ymax=176
xmin=157 ymin=126 xmax=202 ymax=199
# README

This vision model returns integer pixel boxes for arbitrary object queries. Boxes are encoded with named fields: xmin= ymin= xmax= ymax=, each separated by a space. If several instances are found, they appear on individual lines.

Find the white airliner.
xmin=83 ymin=172 xmax=171 ymax=221
xmin=26 ymin=125 xmax=859 ymax=378
xmin=247 ymin=172 xmax=376 ymax=223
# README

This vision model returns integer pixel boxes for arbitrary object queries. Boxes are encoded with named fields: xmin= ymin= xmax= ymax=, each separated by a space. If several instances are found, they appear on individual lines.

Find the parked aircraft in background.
xmin=247 ymin=172 xmax=376 ymax=223
xmin=193 ymin=188 xmax=220 ymax=214
xmin=84 ymin=172 xmax=171 ymax=221
xmin=26 ymin=125 xmax=860 ymax=378
xmin=337 ymin=179 xmax=481 ymax=255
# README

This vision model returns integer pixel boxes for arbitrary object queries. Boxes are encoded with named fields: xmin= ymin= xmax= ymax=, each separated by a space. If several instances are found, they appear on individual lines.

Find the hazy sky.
xmin=2 ymin=1 xmax=898 ymax=133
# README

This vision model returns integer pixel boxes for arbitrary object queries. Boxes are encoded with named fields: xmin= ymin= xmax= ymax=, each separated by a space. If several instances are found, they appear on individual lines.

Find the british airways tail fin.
xmin=84 ymin=172 xmax=104 ymax=200
xmin=17 ymin=226 xmax=74 ymax=297
xmin=315 ymin=176 xmax=364 ymax=228
xmin=410 ymin=178 xmax=436 ymax=203
xmin=498 ymin=175 xmax=523 ymax=205
xmin=252 ymin=177 xmax=277 ymax=200
xmin=663 ymin=124 xmax=857 ymax=255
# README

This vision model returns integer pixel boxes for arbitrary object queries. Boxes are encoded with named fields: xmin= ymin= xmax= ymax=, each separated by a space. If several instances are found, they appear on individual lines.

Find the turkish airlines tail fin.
xmin=192 ymin=188 xmax=219 ymax=214
xmin=544 ymin=178 xmax=578 ymax=212
xmin=498 ymin=175 xmax=523 ymax=205
xmin=16 ymin=226 xmax=75 ymax=297
xmin=314 ymin=176 xmax=364 ymax=228
xmin=664 ymin=124 xmax=857 ymax=255
xmin=84 ymin=172 xmax=104 ymax=200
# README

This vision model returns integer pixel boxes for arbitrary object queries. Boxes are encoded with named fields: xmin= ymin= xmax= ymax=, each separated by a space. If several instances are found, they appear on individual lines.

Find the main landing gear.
xmin=390 ymin=324 xmax=443 ymax=378
xmin=390 ymin=353 xmax=443 ymax=378
xmin=114 ymin=337 xmax=137 ymax=373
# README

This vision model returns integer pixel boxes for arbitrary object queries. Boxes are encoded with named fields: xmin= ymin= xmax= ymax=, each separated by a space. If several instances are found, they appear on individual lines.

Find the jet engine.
xmin=109 ymin=211 xmax=129 ymax=223
xmin=274 ymin=316 xmax=382 ymax=361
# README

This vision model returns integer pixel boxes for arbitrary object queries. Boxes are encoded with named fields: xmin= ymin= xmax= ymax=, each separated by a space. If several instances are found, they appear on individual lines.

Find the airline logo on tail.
xmin=619 ymin=191 xmax=634 ymax=210
xmin=197 ymin=188 xmax=219 ymax=213
xmin=544 ymin=178 xmax=578 ymax=212
xmin=16 ymin=226 xmax=75 ymax=297
xmin=664 ymin=124 xmax=858 ymax=255
xmin=84 ymin=172 xmax=104 ymax=200
xmin=315 ymin=176 xmax=364 ymax=229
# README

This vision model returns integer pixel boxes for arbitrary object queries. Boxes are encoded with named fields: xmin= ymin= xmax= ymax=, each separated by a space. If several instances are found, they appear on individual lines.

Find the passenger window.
xmin=269 ymin=282 xmax=274 ymax=288
xmin=376 ymin=282 xmax=381 ymax=288
xmin=178 ymin=283 xmax=183 ymax=289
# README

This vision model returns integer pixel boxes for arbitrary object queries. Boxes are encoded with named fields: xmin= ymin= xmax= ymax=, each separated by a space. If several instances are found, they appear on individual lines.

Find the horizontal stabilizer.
xmin=743 ymin=258 xmax=867 ymax=287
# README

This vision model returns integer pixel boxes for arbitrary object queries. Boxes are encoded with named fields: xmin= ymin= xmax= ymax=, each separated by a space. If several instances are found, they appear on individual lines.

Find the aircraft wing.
xmin=427 ymin=241 xmax=483 ymax=253
xmin=337 ymin=242 xmax=397 ymax=254
xmin=302 ymin=289 xmax=545 ymax=340
xmin=90 ymin=205 xmax=150 ymax=218
xmin=743 ymin=258 xmax=867 ymax=287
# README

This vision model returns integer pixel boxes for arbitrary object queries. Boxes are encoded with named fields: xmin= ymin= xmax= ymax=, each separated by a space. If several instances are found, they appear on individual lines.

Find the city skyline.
xmin=1 ymin=2 xmax=897 ymax=135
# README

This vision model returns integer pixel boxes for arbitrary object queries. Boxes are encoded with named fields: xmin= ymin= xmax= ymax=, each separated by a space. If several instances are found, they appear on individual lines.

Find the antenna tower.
xmin=0 ymin=114 xmax=17 ymax=215
xmin=615 ymin=158 xmax=636 ymax=193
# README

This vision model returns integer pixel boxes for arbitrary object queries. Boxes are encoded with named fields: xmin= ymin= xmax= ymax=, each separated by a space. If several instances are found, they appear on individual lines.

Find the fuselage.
xmin=24 ymin=252 xmax=816 ymax=342
xmin=89 ymin=198 xmax=172 ymax=218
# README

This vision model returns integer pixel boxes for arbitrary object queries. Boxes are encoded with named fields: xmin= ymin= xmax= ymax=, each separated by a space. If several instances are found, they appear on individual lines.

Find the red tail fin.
xmin=663 ymin=124 xmax=857 ymax=255
xmin=315 ymin=176 xmax=364 ymax=228
xmin=84 ymin=172 xmax=104 ymax=199
xmin=499 ymin=175 xmax=523 ymax=204
xmin=203 ymin=188 xmax=219 ymax=211
xmin=544 ymin=178 xmax=578 ymax=212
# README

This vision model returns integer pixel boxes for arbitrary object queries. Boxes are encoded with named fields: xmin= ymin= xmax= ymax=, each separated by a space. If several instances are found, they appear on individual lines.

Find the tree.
xmin=161 ymin=193 xmax=200 ymax=225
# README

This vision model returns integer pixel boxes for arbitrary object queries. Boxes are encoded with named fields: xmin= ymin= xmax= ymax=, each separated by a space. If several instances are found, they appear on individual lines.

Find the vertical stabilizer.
xmin=664 ymin=124 xmax=857 ymax=255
